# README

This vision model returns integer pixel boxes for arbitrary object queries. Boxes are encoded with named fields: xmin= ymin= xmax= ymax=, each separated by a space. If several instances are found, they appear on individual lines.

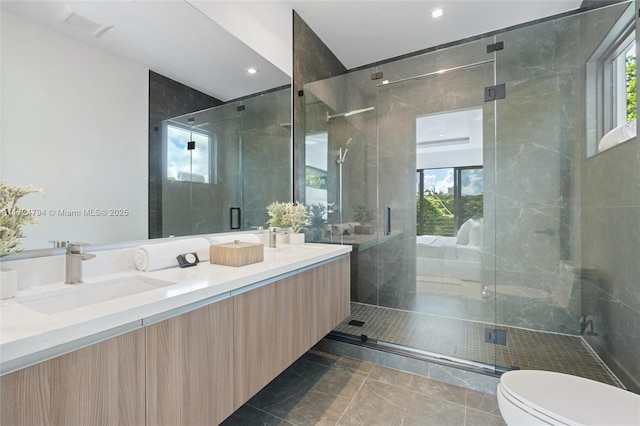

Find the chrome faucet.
xmin=65 ymin=243 xmax=96 ymax=284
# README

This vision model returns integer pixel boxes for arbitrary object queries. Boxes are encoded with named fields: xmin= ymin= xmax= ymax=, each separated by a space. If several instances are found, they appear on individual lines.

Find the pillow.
xmin=456 ymin=218 xmax=477 ymax=245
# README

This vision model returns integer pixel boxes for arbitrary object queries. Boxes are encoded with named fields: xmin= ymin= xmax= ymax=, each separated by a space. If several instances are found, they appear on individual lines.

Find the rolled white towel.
xmin=135 ymin=237 xmax=210 ymax=272
xmin=209 ymin=233 xmax=261 ymax=245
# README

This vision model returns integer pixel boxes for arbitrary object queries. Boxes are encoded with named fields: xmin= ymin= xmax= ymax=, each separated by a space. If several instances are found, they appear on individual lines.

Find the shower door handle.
xmin=230 ymin=207 xmax=241 ymax=230
xmin=384 ymin=205 xmax=391 ymax=236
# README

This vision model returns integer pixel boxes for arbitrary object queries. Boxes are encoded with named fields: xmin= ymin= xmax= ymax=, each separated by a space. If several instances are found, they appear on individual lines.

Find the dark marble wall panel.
xmin=148 ymin=71 xmax=223 ymax=238
xmin=582 ymin=140 xmax=640 ymax=392
xmin=293 ymin=11 xmax=347 ymax=203
xmin=490 ymin=4 xmax=629 ymax=334
xmin=581 ymin=0 xmax=639 ymax=392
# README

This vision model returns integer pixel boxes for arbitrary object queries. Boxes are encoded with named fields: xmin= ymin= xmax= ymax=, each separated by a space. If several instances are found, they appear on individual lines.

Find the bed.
xmin=416 ymin=218 xmax=483 ymax=282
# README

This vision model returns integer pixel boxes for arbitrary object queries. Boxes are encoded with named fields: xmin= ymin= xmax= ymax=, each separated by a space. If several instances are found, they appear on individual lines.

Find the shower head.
xmin=338 ymin=138 xmax=353 ymax=164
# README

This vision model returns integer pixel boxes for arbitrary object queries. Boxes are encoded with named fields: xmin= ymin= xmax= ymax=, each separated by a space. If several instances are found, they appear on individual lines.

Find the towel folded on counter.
xmin=209 ymin=233 xmax=261 ymax=245
xmin=134 ymin=238 xmax=210 ymax=272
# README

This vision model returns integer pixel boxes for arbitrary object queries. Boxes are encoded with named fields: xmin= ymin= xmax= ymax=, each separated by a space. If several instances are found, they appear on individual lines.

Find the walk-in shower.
xmin=302 ymin=1 xmax=639 ymax=392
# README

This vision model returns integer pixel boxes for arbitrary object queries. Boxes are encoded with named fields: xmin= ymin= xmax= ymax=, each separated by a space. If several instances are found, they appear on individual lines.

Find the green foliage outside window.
xmin=416 ymin=190 xmax=483 ymax=237
xmin=627 ymin=54 xmax=636 ymax=122
xmin=305 ymin=166 xmax=327 ymax=190
xmin=417 ymin=190 xmax=454 ymax=236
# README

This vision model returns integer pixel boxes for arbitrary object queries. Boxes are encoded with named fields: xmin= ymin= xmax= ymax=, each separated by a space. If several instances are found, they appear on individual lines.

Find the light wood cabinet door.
xmin=300 ymin=255 xmax=351 ymax=352
xmin=146 ymin=297 xmax=234 ymax=426
xmin=0 ymin=329 xmax=145 ymax=426
xmin=233 ymin=275 xmax=300 ymax=408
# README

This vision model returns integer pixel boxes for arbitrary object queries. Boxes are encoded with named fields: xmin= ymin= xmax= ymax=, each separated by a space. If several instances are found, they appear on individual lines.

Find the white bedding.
xmin=416 ymin=229 xmax=482 ymax=282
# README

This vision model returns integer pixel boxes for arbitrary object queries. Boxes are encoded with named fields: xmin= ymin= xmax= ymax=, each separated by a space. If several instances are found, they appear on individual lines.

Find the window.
xmin=165 ymin=124 xmax=216 ymax=184
xmin=586 ymin=6 xmax=636 ymax=156
xmin=606 ymin=32 xmax=635 ymax=129
xmin=305 ymin=132 xmax=329 ymax=207
xmin=416 ymin=167 xmax=483 ymax=237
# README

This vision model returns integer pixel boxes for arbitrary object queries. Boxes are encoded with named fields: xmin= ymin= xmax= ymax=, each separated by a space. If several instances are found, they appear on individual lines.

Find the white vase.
xmin=275 ymin=228 xmax=289 ymax=245
xmin=289 ymin=233 xmax=305 ymax=245
xmin=0 ymin=268 xmax=18 ymax=300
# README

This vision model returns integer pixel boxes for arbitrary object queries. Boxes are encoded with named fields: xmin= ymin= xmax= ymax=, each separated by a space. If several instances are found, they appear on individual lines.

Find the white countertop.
xmin=0 ymin=243 xmax=351 ymax=375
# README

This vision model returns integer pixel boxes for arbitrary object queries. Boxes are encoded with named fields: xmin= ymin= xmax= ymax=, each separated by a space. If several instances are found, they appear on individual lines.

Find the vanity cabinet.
xmin=146 ymin=297 xmax=234 ymax=425
xmin=0 ymin=254 xmax=350 ymax=426
xmin=0 ymin=329 xmax=145 ymax=426
xmin=300 ymin=255 xmax=350 ymax=351
xmin=233 ymin=255 xmax=350 ymax=407
xmin=233 ymin=275 xmax=301 ymax=407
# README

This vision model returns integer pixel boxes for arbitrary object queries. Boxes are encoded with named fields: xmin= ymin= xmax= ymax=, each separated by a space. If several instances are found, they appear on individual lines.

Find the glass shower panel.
xmin=161 ymin=108 xmax=242 ymax=237
xmin=493 ymin=1 xmax=634 ymax=337
xmin=374 ymin=60 xmax=496 ymax=363
xmin=304 ymin=67 xmax=383 ymax=342
xmin=240 ymin=87 xmax=292 ymax=230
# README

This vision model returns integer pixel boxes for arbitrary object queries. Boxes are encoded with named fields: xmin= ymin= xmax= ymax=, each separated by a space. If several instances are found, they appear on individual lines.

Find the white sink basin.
xmin=15 ymin=276 xmax=176 ymax=315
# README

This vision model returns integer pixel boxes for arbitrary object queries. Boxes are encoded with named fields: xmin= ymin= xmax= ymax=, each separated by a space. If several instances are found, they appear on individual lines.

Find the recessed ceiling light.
xmin=247 ymin=67 xmax=258 ymax=75
xmin=431 ymin=8 xmax=444 ymax=19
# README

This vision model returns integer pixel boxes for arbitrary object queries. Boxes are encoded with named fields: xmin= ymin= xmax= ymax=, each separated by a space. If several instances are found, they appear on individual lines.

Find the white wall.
xmin=1 ymin=10 xmax=149 ymax=250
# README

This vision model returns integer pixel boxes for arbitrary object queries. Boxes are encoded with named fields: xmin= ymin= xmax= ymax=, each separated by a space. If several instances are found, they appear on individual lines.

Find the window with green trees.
xmin=417 ymin=167 xmax=483 ymax=237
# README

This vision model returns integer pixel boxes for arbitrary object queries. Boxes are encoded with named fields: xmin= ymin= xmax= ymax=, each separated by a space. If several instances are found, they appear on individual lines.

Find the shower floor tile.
xmin=335 ymin=302 xmax=623 ymax=388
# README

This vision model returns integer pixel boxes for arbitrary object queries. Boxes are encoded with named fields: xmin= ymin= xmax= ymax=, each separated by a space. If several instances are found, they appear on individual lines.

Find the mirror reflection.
xmin=0 ymin=1 xmax=291 ymax=252
xmin=156 ymin=88 xmax=291 ymax=239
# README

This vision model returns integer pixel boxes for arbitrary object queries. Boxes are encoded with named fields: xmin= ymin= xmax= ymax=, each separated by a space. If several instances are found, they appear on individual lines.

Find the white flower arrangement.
xmin=0 ymin=181 xmax=41 ymax=257
xmin=266 ymin=201 xmax=310 ymax=233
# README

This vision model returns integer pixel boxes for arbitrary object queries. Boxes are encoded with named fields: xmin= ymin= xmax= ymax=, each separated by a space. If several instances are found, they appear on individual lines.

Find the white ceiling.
xmin=1 ymin=0 xmax=585 ymax=101
xmin=287 ymin=0 xmax=584 ymax=70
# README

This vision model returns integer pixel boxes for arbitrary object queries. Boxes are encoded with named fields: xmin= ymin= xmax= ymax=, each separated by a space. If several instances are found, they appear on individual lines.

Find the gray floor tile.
xmin=230 ymin=349 xmax=507 ymax=426
xmin=465 ymin=389 xmax=501 ymax=416
xmin=338 ymin=379 xmax=466 ymax=426
xmin=303 ymin=349 xmax=375 ymax=377
xmin=367 ymin=365 xmax=467 ymax=406
xmin=248 ymin=357 xmax=365 ymax=425
xmin=222 ymin=405 xmax=295 ymax=426
xmin=464 ymin=408 xmax=508 ymax=426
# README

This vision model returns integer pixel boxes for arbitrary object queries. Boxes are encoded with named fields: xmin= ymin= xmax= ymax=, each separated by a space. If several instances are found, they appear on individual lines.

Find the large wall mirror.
xmin=0 ymin=1 xmax=292 ymax=253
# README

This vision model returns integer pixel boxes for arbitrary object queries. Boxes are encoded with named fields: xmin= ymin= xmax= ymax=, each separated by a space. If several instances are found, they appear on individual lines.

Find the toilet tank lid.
xmin=500 ymin=370 xmax=640 ymax=426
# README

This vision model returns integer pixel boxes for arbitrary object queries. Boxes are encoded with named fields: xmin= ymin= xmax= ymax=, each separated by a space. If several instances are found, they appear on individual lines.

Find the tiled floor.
xmin=222 ymin=349 xmax=506 ymax=426
xmin=334 ymin=302 xmax=622 ymax=387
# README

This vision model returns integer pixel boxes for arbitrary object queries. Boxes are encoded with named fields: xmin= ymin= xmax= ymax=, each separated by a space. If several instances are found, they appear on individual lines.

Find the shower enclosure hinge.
xmin=236 ymin=105 xmax=245 ymax=112
xmin=187 ymin=141 xmax=195 ymax=150
xmin=485 ymin=328 xmax=507 ymax=345
xmin=484 ymin=83 xmax=506 ymax=102
xmin=370 ymin=71 xmax=384 ymax=80
xmin=486 ymin=41 xmax=504 ymax=53
xmin=298 ymin=90 xmax=304 ymax=97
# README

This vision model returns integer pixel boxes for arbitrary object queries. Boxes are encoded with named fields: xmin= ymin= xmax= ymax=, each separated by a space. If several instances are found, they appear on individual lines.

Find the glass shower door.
xmin=372 ymin=60 xmax=497 ymax=366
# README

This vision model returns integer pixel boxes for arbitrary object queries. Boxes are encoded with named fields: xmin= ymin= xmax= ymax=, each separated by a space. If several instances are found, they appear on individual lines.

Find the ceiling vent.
xmin=62 ymin=10 xmax=113 ymax=38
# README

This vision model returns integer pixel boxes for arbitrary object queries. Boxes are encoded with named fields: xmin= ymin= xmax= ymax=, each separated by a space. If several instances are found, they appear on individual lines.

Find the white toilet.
xmin=497 ymin=370 xmax=640 ymax=425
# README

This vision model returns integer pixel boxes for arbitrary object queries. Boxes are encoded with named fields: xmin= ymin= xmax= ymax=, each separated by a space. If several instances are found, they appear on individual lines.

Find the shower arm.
xmin=326 ymin=106 xmax=375 ymax=122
